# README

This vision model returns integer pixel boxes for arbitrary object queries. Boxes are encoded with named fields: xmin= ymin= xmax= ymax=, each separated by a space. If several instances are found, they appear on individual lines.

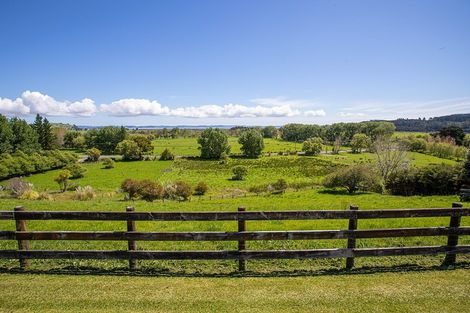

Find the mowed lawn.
xmin=1 ymin=269 xmax=469 ymax=312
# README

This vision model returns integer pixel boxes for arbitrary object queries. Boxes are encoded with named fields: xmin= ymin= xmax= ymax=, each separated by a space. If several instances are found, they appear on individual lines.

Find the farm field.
xmin=0 ymin=135 xmax=469 ymax=312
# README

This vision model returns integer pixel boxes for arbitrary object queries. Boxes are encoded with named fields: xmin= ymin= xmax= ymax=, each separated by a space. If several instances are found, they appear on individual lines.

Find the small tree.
xmin=55 ymin=169 xmax=71 ymax=192
xmin=374 ymin=136 xmax=410 ymax=182
xmin=232 ymin=166 xmax=248 ymax=180
xmin=332 ymin=136 xmax=342 ymax=154
xmin=302 ymin=137 xmax=323 ymax=156
xmin=350 ymin=134 xmax=371 ymax=153
xmin=461 ymin=150 xmax=470 ymax=187
xmin=438 ymin=126 xmax=465 ymax=146
xmin=87 ymin=147 xmax=101 ymax=162
xmin=65 ymin=163 xmax=87 ymax=179
xmin=129 ymin=134 xmax=153 ymax=154
xmin=101 ymin=158 xmax=114 ymax=169
xmin=197 ymin=128 xmax=231 ymax=159
xmin=115 ymin=140 xmax=142 ymax=161
xmin=239 ymin=129 xmax=265 ymax=158
xmin=160 ymin=148 xmax=175 ymax=160
xmin=194 ymin=181 xmax=209 ymax=196
xmin=323 ymin=164 xmax=380 ymax=194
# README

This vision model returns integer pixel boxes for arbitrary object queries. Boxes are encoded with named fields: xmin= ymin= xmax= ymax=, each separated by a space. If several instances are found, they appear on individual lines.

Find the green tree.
xmin=87 ymin=148 xmax=101 ymax=162
xmin=350 ymin=133 xmax=371 ymax=153
xmin=0 ymin=115 xmax=13 ymax=153
xmin=54 ymin=169 xmax=72 ymax=192
xmin=84 ymin=126 xmax=127 ymax=153
xmin=239 ymin=129 xmax=265 ymax=158
xmin=262 ymin=126 xmax=278 ymax=138
xmin=438 ymin=126 xmax=465 ymax=146
xmin=9 ymin=117 xmax=40 ymax=153
xmin=41 ymin=118 xmax=55 ymax=150
xmin=197 ymin=128 xmax=230 ymax=159
xmin=232 ymin=166 xmax=248 ymax=180
xmin=115 ymin=140 xmax=142 ymax=160
xmin=129 ymin=134 xmax=153 ymax=154
xmin=302 ymin=137 xmax=323 ymax=156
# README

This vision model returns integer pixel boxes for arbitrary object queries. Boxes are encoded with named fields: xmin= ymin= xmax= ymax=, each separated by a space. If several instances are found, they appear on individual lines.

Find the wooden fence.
xmin=0 ymin=203 xmax=469 ymax=271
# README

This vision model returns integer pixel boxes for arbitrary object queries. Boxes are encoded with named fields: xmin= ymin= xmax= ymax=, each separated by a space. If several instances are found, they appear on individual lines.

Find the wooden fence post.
xmin=345 ymin=205 xmax=359 ymax=270
xmin=14 ymin=206 xmax=30 ymax=269
xmin=443 ymin=202 xmax=462 ymax=266
xmin=126 ymin=206 xmax=137 ymax=270
xmin=238 ymin=206 xmax=246 ymax=271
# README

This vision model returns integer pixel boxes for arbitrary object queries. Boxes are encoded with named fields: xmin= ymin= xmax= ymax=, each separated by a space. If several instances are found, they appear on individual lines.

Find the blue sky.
xmin=0 ymin=0 xmax=469 ymax=126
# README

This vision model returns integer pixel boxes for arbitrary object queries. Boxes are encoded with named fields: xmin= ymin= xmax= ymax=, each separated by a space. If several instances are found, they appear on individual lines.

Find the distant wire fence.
xmin=0 ymin=203 xmax=469 ymax=272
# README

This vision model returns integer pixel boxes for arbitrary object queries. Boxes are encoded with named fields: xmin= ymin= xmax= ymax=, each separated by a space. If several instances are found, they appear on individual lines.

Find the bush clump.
xmin=87 ymin=148 xmax=101 ymax=162
xmin=160 ymin=148 xmax=175 ymax=161
xmin=270 ymin=178 xmax=288 ymax=193
xmin=193 ymin=181 xmax=209 ymax=196
xmin=138 ymin=180 xmax=163 ymax=201
xmin=19 ymin=189 xmax=40 ymax=200
xmin=323 ymin=164 xmax=381 ymax=194
xmin=302 ymin=137 xmax=323 ymax=156
xmin=232 ymin=166 xmax=248 ymax=180
xmin=65 ymin=163 xmax=87 ymax=179
xmin=386 ymin=164 xmax=459 ymax=196
xmin=101 ymin=158 xmax=115 ymax=169
xmin=9 ymin=178 xmax=34 ymax=198
xmin=74 ymin=186 xmax=96 ymax=201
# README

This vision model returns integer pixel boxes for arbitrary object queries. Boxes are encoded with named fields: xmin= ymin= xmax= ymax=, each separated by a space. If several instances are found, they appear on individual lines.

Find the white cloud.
xmin=100 ymin=97 xmax=316 ymax=118
xmin=0 ymin=91 xmax=97 ymax=117
xmin=100 ymin=99 xmax=171 ymax=116
xmin=305 ymin=109 xmax=326 ymax=117
xmin=0 ymin=91 xmax=327 ymax=119
xmin=0 ymin=97 xmax=30 ymax=115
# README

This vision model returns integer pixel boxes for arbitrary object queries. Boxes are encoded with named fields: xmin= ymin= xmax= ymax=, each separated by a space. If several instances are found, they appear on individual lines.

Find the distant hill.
xmin=379 ymin=113 xmax=470 ymax=133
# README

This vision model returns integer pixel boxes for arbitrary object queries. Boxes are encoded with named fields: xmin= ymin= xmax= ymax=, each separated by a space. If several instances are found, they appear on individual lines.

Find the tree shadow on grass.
xmin=1 ymin=262 xmax=469 ymax=278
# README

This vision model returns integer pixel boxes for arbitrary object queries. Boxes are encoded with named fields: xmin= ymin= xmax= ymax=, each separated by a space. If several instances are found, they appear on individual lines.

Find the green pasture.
xmin=1 ymin=269 xmax=469 ymax=312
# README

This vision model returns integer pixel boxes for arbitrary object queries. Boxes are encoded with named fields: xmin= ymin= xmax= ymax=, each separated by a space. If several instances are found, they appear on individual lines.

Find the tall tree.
xmin=0 ymin=115 xmax=13 ymax=153
xmin=41 ymin=118 xmax=55 ymax=150
xmin=197 ymin=128 xmax=230 ymax=159
xmin=9 ymin=117 xmax=40 ymax=153
xmin=239 ymin=129 xmax=265 ymax=158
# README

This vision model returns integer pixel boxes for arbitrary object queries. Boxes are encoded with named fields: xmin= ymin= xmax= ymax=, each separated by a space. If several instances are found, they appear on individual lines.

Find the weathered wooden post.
xmin=126 ymin=206 xmax=138 ymax=270
xmin=238 ymin=206 xmax=246 ymax=271
xmin=345 ymin=205 xmax=359 ymax=270
xmin=14 ymin=206 xmax=30 ymax=269
xmin=443 ymin=202 xmax=462 ymax=266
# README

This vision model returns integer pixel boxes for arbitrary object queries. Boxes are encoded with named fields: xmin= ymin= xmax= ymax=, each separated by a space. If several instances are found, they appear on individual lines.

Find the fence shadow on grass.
xmin=1 ymin=262 xmax=469 ymax=278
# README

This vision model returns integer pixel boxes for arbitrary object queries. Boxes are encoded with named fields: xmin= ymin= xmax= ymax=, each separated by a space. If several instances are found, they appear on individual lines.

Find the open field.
xmin=0 ymin=134 xmax=469 ymax=312
xmin=1 ymin=269 xmax=469 ymax=313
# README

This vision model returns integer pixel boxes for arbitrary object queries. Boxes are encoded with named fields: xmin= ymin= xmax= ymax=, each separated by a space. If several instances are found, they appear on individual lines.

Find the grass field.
xmin=1 ymin=134 xmax=469 ymax=312
xmin=1 ymin=268 xmax=469 ymax=312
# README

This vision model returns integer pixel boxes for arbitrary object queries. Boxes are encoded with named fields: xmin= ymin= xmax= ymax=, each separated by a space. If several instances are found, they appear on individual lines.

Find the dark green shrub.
xmin=102 ymin=158 xmax=115 ymax=169
xmin=323 ymin=164 xmax=381 ymax=194
xmin=271 ymin=178 xmax=288 ymax=193
xmin=386 ymin=164 xmax=459 ymax=195
xmin=232 ymin=166 xmax=248 ymax=180
xmin=160 ymin=148 xmax=175 ymax=161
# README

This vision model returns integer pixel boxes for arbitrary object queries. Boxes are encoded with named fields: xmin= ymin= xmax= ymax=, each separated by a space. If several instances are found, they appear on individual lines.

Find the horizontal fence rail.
xmin=0 ymin=203 xmax=469 ymax=271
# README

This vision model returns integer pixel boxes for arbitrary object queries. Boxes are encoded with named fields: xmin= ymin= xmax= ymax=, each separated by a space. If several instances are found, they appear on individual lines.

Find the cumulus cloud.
xmin=0 ymin=91 xmax=327 ymax=119
xmin=0 ymin=97 xmax=30 ymax=115
xmin=100 ymin=99 xmax=171 ymax=116
xmin=305 ymin=109 xmax=326 ymax=117
xmin=100 ymin=98 xmax=317 ymax=118
xmin=0 ymin=91 xmax=97 ymax=117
